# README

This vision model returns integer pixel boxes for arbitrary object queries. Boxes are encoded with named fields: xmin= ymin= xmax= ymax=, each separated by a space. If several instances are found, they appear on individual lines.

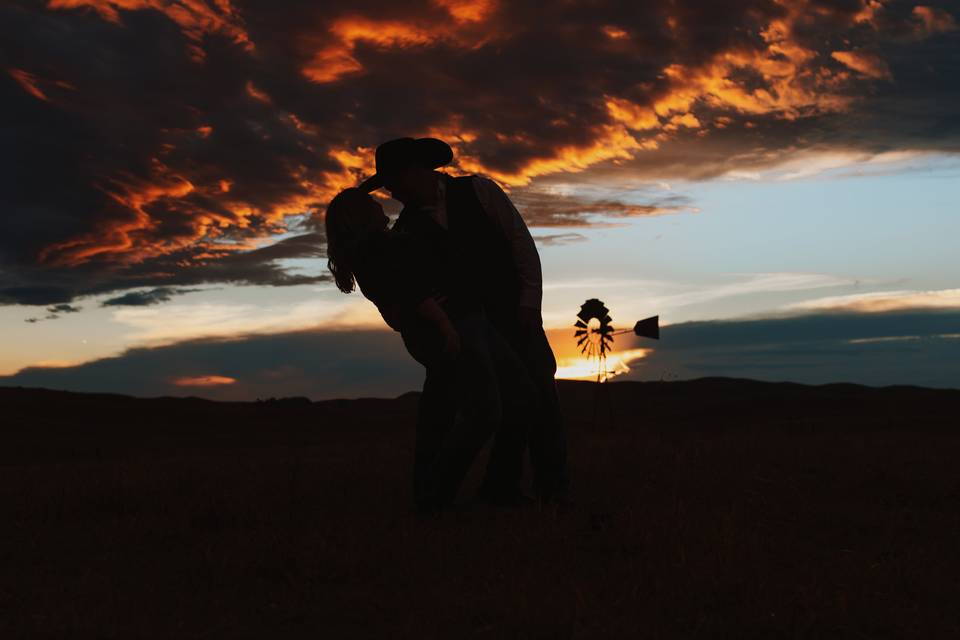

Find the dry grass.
xmin=2 ymin=379 xmax=959 ymax=638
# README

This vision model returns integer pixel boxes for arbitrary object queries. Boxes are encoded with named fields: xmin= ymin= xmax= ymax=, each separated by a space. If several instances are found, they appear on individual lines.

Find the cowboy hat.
xmin=358 ymin=137 xmax=453 ymax=193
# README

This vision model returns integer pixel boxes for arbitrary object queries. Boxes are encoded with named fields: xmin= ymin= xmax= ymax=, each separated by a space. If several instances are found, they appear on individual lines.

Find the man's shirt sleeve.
xmin=471 ymin=176 xmax=543 ymax=310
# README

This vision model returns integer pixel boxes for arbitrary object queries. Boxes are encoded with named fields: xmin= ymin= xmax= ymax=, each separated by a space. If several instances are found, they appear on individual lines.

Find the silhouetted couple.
xmin=325 ymin=137 xmax=568 ymax=512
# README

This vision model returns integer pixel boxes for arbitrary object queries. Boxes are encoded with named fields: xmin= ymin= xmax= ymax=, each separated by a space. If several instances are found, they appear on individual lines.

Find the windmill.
xmin=574 ymin=298 xmax=660 ymax=382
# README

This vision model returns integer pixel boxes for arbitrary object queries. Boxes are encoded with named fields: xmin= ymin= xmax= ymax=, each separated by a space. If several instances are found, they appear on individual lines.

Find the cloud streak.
xmin=785 ymin=288 xmax=960 ymax=313
xmin=101 ymin=287 xmax=204 ymax=307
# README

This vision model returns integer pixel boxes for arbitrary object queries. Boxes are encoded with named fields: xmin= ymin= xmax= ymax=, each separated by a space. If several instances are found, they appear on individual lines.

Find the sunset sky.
xmin=2 ymin=0 xmax=959 ymax=399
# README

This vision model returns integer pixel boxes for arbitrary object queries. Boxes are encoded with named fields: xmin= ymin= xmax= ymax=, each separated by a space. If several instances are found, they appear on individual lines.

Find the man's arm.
xmin=471 ymin=176 xmax=543 ymax=312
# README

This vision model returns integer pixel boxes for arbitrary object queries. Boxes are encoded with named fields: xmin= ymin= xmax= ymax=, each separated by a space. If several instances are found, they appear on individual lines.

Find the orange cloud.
xmin=8 ymin=68 xmax=48 ymax=101
xmin=38 ymin=165 xmax=197 ymax=266
xmin=530 ymin=2 xmax=904 ymax=186
xmin=245 ymin=80 xmax=271 ymax=103
xmin=831 ymin=50 xmax=892 ymax=80
xmin=35 ymin=137 xmax=373 ymax=268
xmin=457 ymin=124 xmax=648 ymax=187
xmin=172 ymin=374 xmax=236 ymax=386
xmin=303 ymin=17 xmax=440 ymax=83
xmin=329 ymin=16 xmax=436 ymax=48
xmin=301 ymin=3 xmax=503 ymax=85
xmin=602 ymin=25 xmax=629 ymax=40
xmin=319 ymin=146 xmax=377 ymax=200
xmin=512 ymin=3 xmax=888 ymax=192
xmin=912 ymin=6 xmax=958 ymax=35
xmin=46 ymin=0 xmax=252 ymax=61
xmin=854 ymin=0 xmax=886 ymax=27
xmin=665 ymin=113 xmax=701 ymax=130
xmin=605 ymin=97 xmax=659 ymax=130
xmin=432 ymin=0 xmax=497 ymax=23
xmin=654 ymin=40 xmax=846 ymax=122
xmin=305 ymin=0 xmax=900 ymax=192
xmin=38 ymin=173 xmax=246 ymax=268
xmin=470 ymin=4 xmax=866 ymax=187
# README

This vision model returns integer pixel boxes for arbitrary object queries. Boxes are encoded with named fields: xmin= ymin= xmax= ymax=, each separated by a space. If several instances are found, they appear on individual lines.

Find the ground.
xmin=2 ymin=379 xmax=959 ymax=638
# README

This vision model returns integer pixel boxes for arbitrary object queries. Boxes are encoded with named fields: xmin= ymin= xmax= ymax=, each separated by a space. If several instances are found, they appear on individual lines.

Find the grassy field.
xmin=2 ymin=379 xmax=959 ymax=638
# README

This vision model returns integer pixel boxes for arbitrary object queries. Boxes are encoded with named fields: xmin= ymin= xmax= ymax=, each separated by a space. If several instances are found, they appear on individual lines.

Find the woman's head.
xmin=325 ymin=188 xmax=388 ymax=293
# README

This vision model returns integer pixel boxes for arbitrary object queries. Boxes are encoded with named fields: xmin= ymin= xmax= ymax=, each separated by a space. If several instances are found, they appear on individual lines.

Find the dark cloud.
xmin=0 ymin=232 xmax=330 ymax=306
xmin=23 ymin=302 xmax=83 ymax=323
xmin=101 ymin=287 xmax=203 ymax=307
xmin=513 ymin=189 xmax=693 ymax=227
xmin=0 ymin=328 xmax=421 ymax=401
xmin=94 ymin=232 xmax=332 ymax=293
xmin=1 ymin=2 xmax=339 ymax=305
xmin=621 ymin=309 xmax=960 ymax=388
xmin=47 ymin=303 xmax=81 ymax=314
xmin=3 ymin=308 xmax=958 ymax=398
xmin=2 ymin=0 xmax=957 ymax=305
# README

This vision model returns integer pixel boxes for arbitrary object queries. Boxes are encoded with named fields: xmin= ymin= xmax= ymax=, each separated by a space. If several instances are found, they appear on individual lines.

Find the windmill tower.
xmin=573 ymin=298 xmax=661 ymax=424
xmin=574 ymin=299 xmax=615 ymax=382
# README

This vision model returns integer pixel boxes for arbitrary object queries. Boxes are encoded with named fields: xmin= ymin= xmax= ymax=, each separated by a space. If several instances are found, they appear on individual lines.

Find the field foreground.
xmin=2 ymin=378 xmax=959 ymax=638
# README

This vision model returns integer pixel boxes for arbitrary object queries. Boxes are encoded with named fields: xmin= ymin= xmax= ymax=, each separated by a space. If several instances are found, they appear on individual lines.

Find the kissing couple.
xmin=324 ymin=137 xmax=569 ymax=513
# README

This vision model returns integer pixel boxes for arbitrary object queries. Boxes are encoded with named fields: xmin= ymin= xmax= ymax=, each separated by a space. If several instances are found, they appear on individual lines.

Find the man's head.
xmin=360 ymin=137 xmax=453 ymax=205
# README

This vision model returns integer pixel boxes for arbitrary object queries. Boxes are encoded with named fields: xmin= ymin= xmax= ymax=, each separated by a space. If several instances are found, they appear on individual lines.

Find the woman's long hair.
xmin=325 ymin=188 xmax=375 ymax=293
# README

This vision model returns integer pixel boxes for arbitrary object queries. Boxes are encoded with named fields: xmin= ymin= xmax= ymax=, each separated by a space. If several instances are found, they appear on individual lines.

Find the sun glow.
xmin=172 ymin=375 xmax=236 ymax=387
xmin=554 ymin=348 xmax=652 ymax=381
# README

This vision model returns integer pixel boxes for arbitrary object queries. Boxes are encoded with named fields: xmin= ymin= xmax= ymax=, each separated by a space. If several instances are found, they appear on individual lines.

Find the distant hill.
xmin=3 ymin=378 xmax=957 ymax=464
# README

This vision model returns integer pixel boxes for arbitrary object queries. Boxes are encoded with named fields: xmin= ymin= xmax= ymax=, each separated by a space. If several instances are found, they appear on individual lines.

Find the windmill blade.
xmin=578 ymin=298 xmax=609 ymax=322
xmin=574 ymin=299 xmax=630 ymax=378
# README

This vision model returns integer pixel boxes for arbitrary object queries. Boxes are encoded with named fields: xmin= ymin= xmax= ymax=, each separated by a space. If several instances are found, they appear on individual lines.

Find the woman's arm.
xmin=415 ymin=297 xmax=461 ymax=360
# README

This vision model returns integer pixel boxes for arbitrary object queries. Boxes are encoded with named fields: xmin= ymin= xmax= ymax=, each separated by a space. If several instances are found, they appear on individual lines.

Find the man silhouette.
xmin=359 ymin=137 xmax=569 ymax=504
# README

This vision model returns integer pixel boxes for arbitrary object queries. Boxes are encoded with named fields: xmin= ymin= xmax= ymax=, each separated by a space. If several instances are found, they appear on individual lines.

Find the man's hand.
xmin=517 ymin=306 xmax=543 ymax=336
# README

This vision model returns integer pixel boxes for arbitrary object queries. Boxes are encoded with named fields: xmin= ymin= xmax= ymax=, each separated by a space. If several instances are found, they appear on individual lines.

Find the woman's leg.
xmin=412 ymin=362 xmax=457 ymax=510
xmin=417 ymin=313 xmax=503 ymax=510
xmin=478 ymin=323 xmax=537 ymax=501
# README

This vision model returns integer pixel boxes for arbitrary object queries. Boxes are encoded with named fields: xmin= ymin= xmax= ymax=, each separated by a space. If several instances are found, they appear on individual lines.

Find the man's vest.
xmin=395 ymin=175 xmax=521 ymax=338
